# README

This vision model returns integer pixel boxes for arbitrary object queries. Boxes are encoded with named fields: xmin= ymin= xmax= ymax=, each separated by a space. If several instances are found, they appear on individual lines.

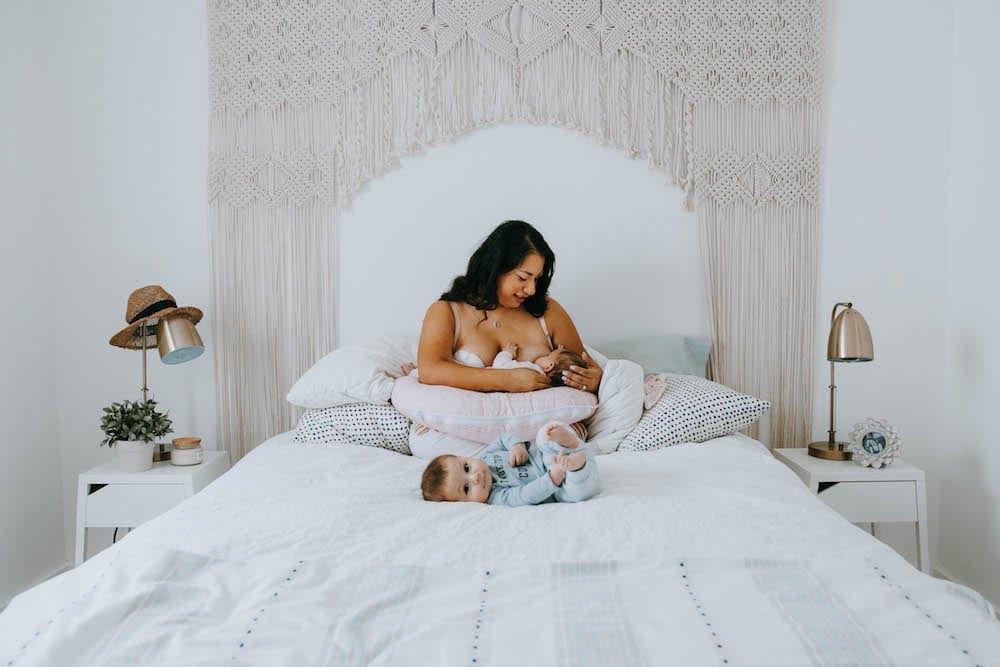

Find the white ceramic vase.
xmin=116 ymin=440 xmax=155 ymax=473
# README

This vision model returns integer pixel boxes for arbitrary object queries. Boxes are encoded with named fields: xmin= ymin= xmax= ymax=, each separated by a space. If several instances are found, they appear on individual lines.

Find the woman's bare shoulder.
xmin=425 ymin=299 xmax=455 ymax=319
xmin=544 ymin=297 xmax=572 ymax=320
xmin=420 ymin=300 xmax=457 ymax=339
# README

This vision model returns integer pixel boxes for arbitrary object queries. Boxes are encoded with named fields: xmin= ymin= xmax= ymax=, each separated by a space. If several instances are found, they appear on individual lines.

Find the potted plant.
xmin=99 ymin=399 xmax=173 ymax=472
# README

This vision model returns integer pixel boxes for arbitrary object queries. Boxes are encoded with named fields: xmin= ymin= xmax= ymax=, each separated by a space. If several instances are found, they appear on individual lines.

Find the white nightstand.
xmin=773 ymin=448 xmax=930 ymax=573
xmin=74 ymin=450 xmax=230 ymax=566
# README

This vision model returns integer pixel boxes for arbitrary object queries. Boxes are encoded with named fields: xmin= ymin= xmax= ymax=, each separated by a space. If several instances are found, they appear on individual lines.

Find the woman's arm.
xmin=544 ymin=298 xmax=604 ymax=394
xmin=416 ymin=301 xmax=549 ymax=392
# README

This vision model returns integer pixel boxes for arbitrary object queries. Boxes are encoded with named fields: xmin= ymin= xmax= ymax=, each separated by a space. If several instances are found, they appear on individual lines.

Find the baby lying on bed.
xmin=421 ymin=421 xmax=600 ymax=507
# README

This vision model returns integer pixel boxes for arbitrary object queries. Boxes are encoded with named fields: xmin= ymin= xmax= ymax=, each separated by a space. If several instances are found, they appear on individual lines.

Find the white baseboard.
xmin=932 ymin=564 xmax=1000 ymax=620
xmin=0 ymin=561 xmax=71 ymax=613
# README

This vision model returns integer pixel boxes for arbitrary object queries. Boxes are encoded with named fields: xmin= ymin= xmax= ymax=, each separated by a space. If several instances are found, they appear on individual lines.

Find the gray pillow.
xmin=592 ymin=335 xmax=712 ymax=378
xmin=619 ymin=374 xmax=769 ymax=451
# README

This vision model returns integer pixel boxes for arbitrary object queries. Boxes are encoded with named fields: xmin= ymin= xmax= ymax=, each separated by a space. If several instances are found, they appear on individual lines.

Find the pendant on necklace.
xmin=492 ymin=320 xmax=502 ymax=328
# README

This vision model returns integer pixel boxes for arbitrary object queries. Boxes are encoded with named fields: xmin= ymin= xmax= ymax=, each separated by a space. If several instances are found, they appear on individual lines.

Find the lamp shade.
xmin=158 ymin=314 xmax=205 ymax=365
xmin=827 ymin=305 xmax=873 ymax=362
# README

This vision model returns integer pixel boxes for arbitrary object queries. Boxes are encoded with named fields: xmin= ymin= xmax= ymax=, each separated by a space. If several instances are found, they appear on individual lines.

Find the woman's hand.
xmin=561 ymin=351 xmax=603 ymax=395
xmin=507 ymin=368 xmax=550 ymax=392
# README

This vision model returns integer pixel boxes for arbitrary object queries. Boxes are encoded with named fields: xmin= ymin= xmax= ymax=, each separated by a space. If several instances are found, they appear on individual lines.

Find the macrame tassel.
xmin=208 ymin=201 xmax=337 ymax=460
xmin=700 ymin=201 xmax=819 ymax=446
xmin=693 ymin=98 xmax=822 ymax=446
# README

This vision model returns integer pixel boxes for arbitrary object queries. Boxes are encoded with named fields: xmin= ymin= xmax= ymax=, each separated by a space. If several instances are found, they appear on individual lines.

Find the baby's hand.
xmin=509 ymin=442 xmax=529 ymax=467
xmin=548 ymin=464 xmax=567 ymax=487
xmin=503 ymin=341 xmax=519 ymax=357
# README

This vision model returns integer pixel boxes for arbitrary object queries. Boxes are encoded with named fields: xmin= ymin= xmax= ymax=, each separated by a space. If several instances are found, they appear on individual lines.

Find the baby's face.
xmin=534 ymin=350 xmax=561 ymax=373
xmin=440 ymin=456 xmax=492 ymax=503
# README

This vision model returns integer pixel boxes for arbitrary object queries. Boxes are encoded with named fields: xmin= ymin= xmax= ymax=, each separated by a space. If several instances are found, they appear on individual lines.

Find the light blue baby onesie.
xmin=480 ymin=422 xmax=601 ymax=507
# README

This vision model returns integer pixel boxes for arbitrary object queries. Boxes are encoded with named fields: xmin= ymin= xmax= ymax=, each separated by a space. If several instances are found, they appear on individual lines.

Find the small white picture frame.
xmin=847 ymin=417 xmax=901 ymax=468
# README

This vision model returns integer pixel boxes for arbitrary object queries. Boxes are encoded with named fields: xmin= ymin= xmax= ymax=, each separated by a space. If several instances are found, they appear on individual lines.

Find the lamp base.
xmin=808 ymin=441 xmax=852 ymax=461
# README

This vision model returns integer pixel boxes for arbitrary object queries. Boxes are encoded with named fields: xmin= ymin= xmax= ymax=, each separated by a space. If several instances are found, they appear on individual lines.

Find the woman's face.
xmin=496 ymin=252 xmax=545 ymax=309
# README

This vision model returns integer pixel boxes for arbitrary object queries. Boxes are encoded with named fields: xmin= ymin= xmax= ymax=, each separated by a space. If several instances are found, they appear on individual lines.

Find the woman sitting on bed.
xmin=410 ymin=220 xmax=603 ymax=458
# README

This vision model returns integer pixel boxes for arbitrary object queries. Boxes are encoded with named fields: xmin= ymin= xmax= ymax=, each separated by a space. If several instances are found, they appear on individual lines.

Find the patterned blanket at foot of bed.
xmin=4 ymin=548 xmax=998 ymax=666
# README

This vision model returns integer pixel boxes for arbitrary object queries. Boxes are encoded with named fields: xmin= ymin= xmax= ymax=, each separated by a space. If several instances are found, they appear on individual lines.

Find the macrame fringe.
xmin=700 ymin=201 xmax=819 ymax=447
xmin=208 ymin=202 xmax=336 ymax=460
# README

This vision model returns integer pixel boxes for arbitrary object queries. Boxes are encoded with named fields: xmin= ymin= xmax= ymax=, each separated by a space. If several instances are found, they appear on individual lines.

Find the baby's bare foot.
xmin=503 ymin=342 xmax=519 ymax=357
xmin=546 ymin=424 xmax=580 ymax=450
xmin=564 ymin=452 xmax=587 ymax=472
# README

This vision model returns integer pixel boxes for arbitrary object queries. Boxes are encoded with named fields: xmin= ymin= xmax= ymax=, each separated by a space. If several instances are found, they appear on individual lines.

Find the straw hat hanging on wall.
xmin=109 ymin=285 xmax=203 ymax=350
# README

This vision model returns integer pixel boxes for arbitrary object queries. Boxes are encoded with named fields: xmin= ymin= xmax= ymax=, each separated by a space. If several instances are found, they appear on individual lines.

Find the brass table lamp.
xmin=808 ymin=302 xmax=874 ymax=460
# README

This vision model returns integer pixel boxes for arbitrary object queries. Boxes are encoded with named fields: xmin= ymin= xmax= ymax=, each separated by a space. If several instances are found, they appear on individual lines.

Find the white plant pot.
xmin=116 ymin=440 xmax=155 ymax=473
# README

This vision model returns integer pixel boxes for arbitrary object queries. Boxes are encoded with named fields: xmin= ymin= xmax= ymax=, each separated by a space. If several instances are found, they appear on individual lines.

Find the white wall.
xmin=42 ymin=0 xmax=216 ymax=576
xmin=939 ymin=0 xmax=1000 ymax=605
xmin=818 ymin=1 xmax=999 ymax=606
xmin=5 ymin=0 xmax=997 ymax=608
xmin=817 ymin=0 xmax=955 ymax=571
xmin=0 ymin=1 xmax=66 ymax=605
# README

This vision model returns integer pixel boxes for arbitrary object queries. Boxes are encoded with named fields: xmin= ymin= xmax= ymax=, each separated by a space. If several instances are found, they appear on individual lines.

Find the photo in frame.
xmin=847 ymin=417 xmax=901 ymax=468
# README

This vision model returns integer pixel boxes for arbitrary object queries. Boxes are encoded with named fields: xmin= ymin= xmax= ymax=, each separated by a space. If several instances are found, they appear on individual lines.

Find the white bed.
xmin=3 ymin=431 xmax=998 ymax=665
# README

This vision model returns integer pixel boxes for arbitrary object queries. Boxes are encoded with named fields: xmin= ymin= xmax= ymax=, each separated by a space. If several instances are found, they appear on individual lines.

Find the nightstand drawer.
xmin=85 ymin=483 xmax=188 ymax=527
xmin=818 ymin=481 xmax=917 ymax=523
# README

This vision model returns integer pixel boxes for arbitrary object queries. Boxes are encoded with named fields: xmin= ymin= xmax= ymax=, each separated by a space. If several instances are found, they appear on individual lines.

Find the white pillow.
xmin=391 ymin=375 xmax=597 ymax=445
xmin=619 ymin=373 xmax=770 ymax=451
xmin=287 ymin=335 xmax=416 ymax=409
xmin=583 ymin=358 xmax=645 ymax=454
xmin=293 ymin=404 xmax=411 ymax=454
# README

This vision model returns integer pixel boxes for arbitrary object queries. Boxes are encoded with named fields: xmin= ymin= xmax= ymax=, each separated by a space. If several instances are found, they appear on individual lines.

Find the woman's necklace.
xmin=485 ymin=310 xmax=503 ymax=328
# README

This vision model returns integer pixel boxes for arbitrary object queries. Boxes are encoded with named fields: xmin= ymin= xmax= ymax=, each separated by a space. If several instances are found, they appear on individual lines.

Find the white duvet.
xmin=3 ymin=433 xmax=999 ymax=666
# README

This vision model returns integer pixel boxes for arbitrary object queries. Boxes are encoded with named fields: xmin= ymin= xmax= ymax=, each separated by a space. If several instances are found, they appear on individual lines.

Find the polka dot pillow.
xmin=293 ymin=403 xmax=411 ymax=455
xmin=619 ymin=374 xmax=770 ymax=451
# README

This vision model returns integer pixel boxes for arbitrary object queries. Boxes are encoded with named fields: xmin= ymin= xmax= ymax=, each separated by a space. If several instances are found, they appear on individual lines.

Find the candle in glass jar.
xmin=170 ymin=437 xmax=203 ymax=466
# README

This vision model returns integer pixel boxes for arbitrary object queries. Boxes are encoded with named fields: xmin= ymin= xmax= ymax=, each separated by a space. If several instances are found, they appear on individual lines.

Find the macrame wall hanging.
xmin=208 ymin=0 xmax=824 ymax=460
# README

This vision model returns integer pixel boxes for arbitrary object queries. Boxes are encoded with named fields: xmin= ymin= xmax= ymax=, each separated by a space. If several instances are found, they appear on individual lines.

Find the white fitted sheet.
xmin=3 ymin=432 xmax=998 ymax=665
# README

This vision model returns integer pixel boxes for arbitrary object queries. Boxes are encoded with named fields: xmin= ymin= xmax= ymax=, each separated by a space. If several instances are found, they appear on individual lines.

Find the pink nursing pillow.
xmin=390 ymin=375 xmax=597 ymax=445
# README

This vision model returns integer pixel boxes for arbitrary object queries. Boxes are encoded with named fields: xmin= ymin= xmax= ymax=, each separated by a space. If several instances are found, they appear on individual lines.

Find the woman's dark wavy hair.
xmin=440 ymin=220 xmax=555 ymax=318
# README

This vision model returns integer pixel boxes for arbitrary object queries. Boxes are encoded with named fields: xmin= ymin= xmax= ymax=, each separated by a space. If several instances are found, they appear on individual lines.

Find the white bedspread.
xmin=3 ymin=433 xmax=999 ymax=665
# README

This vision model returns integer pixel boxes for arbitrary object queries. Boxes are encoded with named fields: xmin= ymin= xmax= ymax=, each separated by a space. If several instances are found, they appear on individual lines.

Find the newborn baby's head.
xmin=535 ymin=348 xmax=588 ymax=386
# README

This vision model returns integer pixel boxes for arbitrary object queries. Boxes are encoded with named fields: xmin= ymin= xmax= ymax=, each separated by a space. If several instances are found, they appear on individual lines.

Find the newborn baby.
xmin=491 ymin=342 xmax=588 ymax=387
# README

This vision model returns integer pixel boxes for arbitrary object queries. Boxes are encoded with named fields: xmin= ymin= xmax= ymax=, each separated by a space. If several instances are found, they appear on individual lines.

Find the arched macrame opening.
xmin=207 ymin=0 xmax=824 ymax=460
